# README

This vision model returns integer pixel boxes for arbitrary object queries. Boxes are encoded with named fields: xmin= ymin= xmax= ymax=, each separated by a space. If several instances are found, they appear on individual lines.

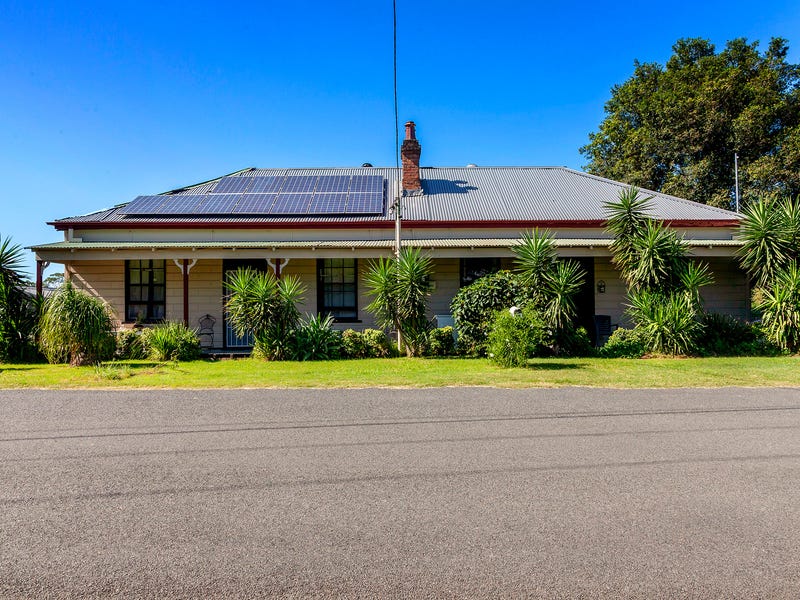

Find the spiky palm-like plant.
xmin=755 ymin=262 xmax=800 ymax=352
xmin=224 ymin=267 xmax=304 ymax=360
xmin=605 ymin=187 xmax=654 ymax=276
xmin=627 ymin=289 xmax=703 ymax=356
xmin=38 ymin=282 xmax=116 ymax=366
xmin=0 ymin=235 xmax=39 ymax=362
xmin=364 ymin=248 xmax=433 ymax=357
xmin=738 ymin=197 xmax=799 ymax=287
xmin=512 ymin=229 xmax=585 ymax=336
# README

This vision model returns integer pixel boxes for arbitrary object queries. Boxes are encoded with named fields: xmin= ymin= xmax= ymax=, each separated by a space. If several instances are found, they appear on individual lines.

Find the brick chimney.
xmin=401 ymin=121 xmax=422 ymax=194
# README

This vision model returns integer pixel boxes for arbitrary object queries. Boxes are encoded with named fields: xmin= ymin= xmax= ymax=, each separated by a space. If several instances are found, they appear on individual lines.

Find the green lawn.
xmin=0 ymin=356 xmax=798 ymax=388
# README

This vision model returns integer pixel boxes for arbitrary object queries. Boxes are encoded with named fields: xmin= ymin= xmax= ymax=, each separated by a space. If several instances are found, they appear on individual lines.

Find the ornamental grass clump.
xmin=293 ymin=314 xmax=342 ymax=361
xmin=38 ymin=282 xmax=116 ymax=366
xmin=141 ymin=321 xmax=200 ymax=362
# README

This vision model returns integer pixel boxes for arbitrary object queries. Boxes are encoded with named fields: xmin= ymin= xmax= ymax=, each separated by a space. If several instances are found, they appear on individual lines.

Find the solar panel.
xmin=122 ymin=195 xmax=169 ymax=215
xmin=211 ymin=177 xmax=253 ymax=194
xmin=347 ymin=192 xmax=384 ymax=214
xmin=350 ymin=175 xmax=384 ymax=193
xmin=281 ymin=176 xmax=317 ymax=193
xmin=248 ymin=176 xmax=284 ymax=194
xmin=315 ymin=175 xmax=350 ymax=193
xmin=154 ymin=195 xmax=206 ymax=214
xmin=199 ymin=194 xmax=241 ymax=214
xmin=233 ymin=193 xmax=276 ymax=214
xmin=270 ymin=193 xmax=313 ymax=214
xmin=308 ymin=193 xmax=348 ymax=214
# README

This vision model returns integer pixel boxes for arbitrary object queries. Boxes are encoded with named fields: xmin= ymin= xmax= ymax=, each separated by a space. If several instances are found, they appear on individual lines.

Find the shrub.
xmin=486 ymin=306 xmax=549 ymax=368
xmin=695 ymin=313 xmax=781 ymax=356
xmin=555 ymin=326 xmax=596 ymax=357
xmin=341 ymin=329 xmax=368 ymax=358
xmin=451 ymin=270 xmax=532 ymax=356
xmin=426 ymin=326 xmax=456 ymax=357
xmin=599 ymin=327 xmax=646 ymax=358
xmin=363 ymin=329 xmax=392 ymax=357
xmin=141 ymin=321 xmax=200 ymax=361
xmin=38 ymin=283 xmax=116 ymax=366
xmin=293 ymin=314 xmax=342 ymax=360
xmin=115 ymin=329 xmax=146 ymax=360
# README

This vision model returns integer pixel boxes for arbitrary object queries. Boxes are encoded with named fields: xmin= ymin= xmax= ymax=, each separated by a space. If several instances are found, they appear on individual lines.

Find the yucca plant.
xmin=512 ymin=229 xmax=585 ymax=337
xmin=737 ymin=197 xmax=796 ymax=287
xmin=225 ymin=267 xmax=304 ymax=360
xmin=626 ymin=289 xmax=703 ymax=356
xmin=755 ymin=262 xmax=800 ymax=352
xmin=605 ymin=187 xmax=654 ymax=276
xmin=38 ymin=282 xmax=116 ymax=366
xmin=0 ymin=235 xmax=39 ymax=362
xmin=364 ymin=247 xmax=433 ymax=357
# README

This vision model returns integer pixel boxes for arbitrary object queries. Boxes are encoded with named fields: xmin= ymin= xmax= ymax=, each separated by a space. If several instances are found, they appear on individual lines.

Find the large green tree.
xmin=581 ymin=37 xmax=800 ymax=208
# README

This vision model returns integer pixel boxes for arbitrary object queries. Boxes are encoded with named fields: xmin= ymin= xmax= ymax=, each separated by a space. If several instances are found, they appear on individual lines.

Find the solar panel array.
xmin=121 ymin=175 xmax=385 ymax=216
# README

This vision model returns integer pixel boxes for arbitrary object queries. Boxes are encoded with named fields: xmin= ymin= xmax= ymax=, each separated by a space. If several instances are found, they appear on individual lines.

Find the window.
xmin=317 ymin=258 xmax=358 ymax=321
xmin=126 ymin=260 xmax=166 ymax=322
xmin=460 ymin=257 xmax=501 ymax=287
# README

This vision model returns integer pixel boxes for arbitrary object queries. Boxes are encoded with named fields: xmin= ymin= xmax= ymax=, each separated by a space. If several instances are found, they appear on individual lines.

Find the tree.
xmin=581 ymin=37 xmax=800 ymax=209
xmin=364 ymin=247 xmax=433 ymax=357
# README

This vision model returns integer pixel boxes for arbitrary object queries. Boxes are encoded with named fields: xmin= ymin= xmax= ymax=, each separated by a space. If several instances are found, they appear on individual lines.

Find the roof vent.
xmin=466 ymin=163 xmax=478 ymax=168
xmin=361 ymin=162 xmax=373 ymax=168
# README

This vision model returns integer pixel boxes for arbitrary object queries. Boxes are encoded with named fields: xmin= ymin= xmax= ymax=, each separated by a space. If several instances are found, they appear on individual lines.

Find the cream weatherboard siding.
xmin=701 ymin=258 xmax=750 ymax=320
xmin=65 ymin=260 xmax=126 ymax=325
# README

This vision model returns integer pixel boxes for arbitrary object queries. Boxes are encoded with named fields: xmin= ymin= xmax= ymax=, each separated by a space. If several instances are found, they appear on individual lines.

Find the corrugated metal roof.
xmin=52 ymin=166 xmax=739 ymax=225
xmin=29 ymin=238 xmax=743 ymax=252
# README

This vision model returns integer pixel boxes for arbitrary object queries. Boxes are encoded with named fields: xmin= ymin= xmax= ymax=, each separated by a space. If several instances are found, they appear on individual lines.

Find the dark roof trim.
xmin=49 ymin=218 xmax=741 ymax=231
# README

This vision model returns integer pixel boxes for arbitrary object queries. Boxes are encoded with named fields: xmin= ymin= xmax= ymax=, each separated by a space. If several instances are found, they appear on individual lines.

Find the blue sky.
xmin=2 ymin=0 xmax=799 ymax=276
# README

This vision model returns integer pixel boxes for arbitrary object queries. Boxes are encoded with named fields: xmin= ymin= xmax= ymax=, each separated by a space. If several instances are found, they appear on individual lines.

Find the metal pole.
xmin=735 ymin=153 xmax=740 ymax=213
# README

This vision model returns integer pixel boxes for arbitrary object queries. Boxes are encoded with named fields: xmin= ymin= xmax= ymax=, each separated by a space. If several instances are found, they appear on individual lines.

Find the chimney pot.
xmin=404 ymin=121 xmax=416 ymax=140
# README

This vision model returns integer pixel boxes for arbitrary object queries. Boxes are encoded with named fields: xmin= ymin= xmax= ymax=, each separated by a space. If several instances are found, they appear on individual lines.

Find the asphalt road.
xmin=2 ymin=387 xmax=800 ymax=598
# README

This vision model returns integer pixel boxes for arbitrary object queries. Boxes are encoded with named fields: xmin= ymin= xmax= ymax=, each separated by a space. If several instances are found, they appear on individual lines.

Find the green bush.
xmin=341 ymin=329 xmax=368 ymax=358
xmin=426 ymin=326 xmax=456 ymax=357
xmin=142 ymin=321 xmax=200 ymax=362
xmin=115 ymin=329 xmax=146 ymax=360
xmin=0 ymin=235 xmax=40 ymax=363
xmin=486 ymin=307 xmax=549 ymax=368
xmin=696 ymin=313 xmax=782 ymax=356
xmin=599 ymin=327 xmax=646 ymax=358
xmin=38 ymin=283 xmax=116 ymax=366
xmin=341 ymin=328 xmax=392 ymax=358
xmin=555 ymin=326 xmax=596 ymax=357
xmin=451 ymin=270 xmax=532 ymax=356
xmin=293 ymin=314 xmax=342 ymax=361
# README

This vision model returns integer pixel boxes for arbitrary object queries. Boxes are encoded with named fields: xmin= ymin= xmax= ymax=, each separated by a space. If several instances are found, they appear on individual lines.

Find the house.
xmin=30 ymin=122 xmax=747 ymax=349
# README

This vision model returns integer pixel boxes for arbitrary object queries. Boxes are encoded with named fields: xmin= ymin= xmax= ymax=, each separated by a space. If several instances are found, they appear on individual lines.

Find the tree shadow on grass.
xmin=524 ymin=362 xmax=586 ymax=370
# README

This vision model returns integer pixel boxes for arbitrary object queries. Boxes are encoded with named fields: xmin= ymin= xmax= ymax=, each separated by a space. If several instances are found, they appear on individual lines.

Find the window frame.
xmin=125 ymin=259 xmax=167 ymax=323
xmin=460 ymin=257 xmax=501 ymax=287
xmin=316 ymin=258 xmax=359 ymax=322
